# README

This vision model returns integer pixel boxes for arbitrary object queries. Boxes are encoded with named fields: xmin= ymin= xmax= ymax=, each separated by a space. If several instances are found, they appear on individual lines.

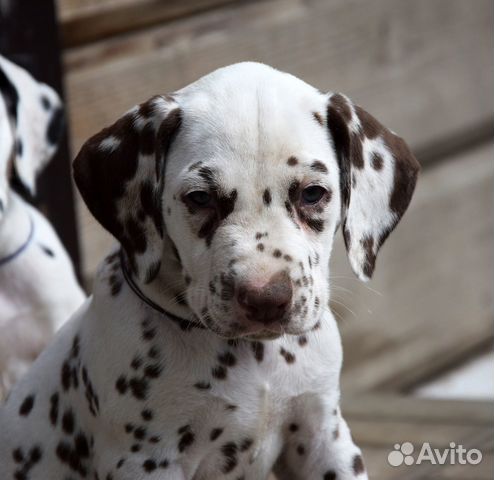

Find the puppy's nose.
xmin=237 ymin=271 xmax=292 ymax=324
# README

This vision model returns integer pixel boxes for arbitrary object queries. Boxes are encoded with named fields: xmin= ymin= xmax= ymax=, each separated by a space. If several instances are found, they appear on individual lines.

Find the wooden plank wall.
xmin=56 ymin=0 xmax=493 ymax=392
xmin=57 ymin=0 xmax=493 ymax=279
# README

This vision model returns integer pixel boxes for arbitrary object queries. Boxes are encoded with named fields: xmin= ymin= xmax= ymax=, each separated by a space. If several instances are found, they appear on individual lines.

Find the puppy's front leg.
xmin=274 ymin=408 xmax=368 ymax=480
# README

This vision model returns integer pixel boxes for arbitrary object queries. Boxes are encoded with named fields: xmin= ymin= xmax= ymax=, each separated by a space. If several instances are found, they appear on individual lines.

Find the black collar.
xmin=119 ymin=250 xmax=204 ymax=331
xmin=0 ymin=215 xmax=34 ymax=268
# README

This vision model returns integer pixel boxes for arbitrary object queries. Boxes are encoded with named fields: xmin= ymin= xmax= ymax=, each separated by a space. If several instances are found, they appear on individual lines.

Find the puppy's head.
xmin=0 ymin=55 xmax=64 ymax=215
xmin=74 ymin=62 xmax=419 ymax=339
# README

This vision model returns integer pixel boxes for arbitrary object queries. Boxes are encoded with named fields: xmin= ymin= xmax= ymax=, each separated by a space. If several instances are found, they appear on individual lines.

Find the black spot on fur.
xmin=62 ymin=409 xmax=75 ymax=435
xmin=129 ymin=377 xmax=149 ymax=400
xmin=115 ymin=376 xmax=128 ymax=394
xmin=39 ymin=244 xmax=55 ymax=257
xmin=0 ymin=66 xmax=19 ymax=122
xmin=141 ymin=409 xmax=153 ymax=421
xmin=218 ymin=352 xmax=236 ymax=367
xmin=280 ymin=348 xmax=296 ymax=364
xmin=144 ymin=364 xmax=162 ymax=379
xmin=19 ymin=395 xmax=35 ymax=416
xmin=221 ymin=442 xmax=238 ymax=474
xmin=178 ymin=431 xmax=195 ymax=452
xmin=251 ymin=341 xmax=264 ymax=362
xmin=263 ymin=189 xmax=272 ymax=205
xmin=194 ymin=381 xmax=211 ymax=390
xmin=210 ymin=428 xmax=224 ymax=441
xmin=143 ymin=459 xmax=157 ymax=472
xmin=212 ymin=365 xmax=227 ymax=380
xmin=240 ymin=438 xmax=253 ymax=452
xmin=289 ymin=423 xmax=299 ymax=432
xmin=49 ymin=392 xmax=59 ymax=426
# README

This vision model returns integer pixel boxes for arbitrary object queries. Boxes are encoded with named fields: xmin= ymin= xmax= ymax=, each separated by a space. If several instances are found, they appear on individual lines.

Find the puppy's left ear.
xmin=0 ymin=55 xmax=64 ymax=194
xmin=327 ymin=93 xmax=420 ymax=281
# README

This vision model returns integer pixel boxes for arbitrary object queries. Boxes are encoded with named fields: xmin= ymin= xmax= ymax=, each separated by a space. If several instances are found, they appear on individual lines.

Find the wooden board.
xmin=270 ymin=394 xmax=493 ymax=479
xmin=338 ymin=142 xmax=493 ymax=394
xmin=57 ymin=0 xmax=242 ymax=47
xmin=343 ymin=394 xmax=494 ymax=480
xmin=64 ymin=0 xmax=493 ymax=153
xmin=66 ymin=0 xmax=493 ymax=282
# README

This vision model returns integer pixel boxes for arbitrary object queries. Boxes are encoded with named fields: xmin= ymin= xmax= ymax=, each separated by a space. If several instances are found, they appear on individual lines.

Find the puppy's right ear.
xmin=73 ymin=95 xmax=182 ymax=282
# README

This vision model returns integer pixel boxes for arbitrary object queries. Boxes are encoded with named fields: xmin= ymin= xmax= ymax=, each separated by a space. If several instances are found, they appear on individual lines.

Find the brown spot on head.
xmin=313 ymin=111 xmax=324 ymax=125
xmin=288 ymin=180 xmax=300 ymax=203
xmin=330 ymin=93 xmax=352 ymax=123
xmin=353 ymin=454 xmax=365 ymax=475
xmin=371 ymin=152 xmax=384 ymax=170
xmin=188 ymin=161 xmax=203 ymax=172
xmin=287 ymin=156 xmax=298 ymax=166
xmin=310 ymin=160 xmax=328 ymax=174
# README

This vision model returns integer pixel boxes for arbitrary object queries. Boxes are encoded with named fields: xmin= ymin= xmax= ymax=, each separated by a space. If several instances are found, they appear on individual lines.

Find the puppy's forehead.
xmin=171 ymin=63 xmax=330 ymax=172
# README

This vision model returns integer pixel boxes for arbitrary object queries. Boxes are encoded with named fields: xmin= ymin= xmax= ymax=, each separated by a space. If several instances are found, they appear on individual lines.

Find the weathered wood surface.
xmin=343 ymin=394 xmax=494 ymax=480
xmin=57 ymin=0 xmax=242 ymax=47
xmin=338 ymin=142 xmax=493 ymax=394
xmin=66 ymin=0 xmax=493 ymax=283
xmin=270 ymin=395 xmax=493 ymax=479
xmin=63 ymin=0 xmax=493 ymax=155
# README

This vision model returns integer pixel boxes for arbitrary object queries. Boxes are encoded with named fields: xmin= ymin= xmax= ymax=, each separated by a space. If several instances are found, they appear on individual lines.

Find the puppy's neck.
xmin=0 ymin=191 xmax=31 ymax=258
xmin=132 ymin=236 xmax=195 ymax=322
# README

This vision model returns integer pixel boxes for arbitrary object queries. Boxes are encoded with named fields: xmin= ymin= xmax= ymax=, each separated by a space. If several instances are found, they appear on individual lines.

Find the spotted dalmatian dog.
xmin=0 ymin=55 xmax=85 ymax=398
xmin=0 ymin=62 xmax=419 ymax=479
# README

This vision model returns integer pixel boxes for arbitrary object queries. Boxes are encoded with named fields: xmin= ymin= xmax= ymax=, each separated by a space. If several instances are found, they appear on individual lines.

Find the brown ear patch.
xmin=327 ymin=92 xmax=420 ymax=280
xmin=73 ymin=96 xmax=182 ymax=279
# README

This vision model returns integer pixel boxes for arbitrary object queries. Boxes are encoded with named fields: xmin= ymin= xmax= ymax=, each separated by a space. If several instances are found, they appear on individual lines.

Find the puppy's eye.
xmin=301 ymin=186 xmax=326 ymax=205
xmin=187 ymin=191 xmax=212 ymax=207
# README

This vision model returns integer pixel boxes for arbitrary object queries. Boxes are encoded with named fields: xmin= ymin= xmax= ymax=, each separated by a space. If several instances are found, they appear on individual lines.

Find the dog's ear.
xmin=73 ymin=95 xmax=182 ymax=282
xmin=327 ymin=93 xmax=420 ymax=281
xmin=0 ymin=55 xmax=64 ymax=194
xmin=0 ymin=95 xmax=14 ymax=219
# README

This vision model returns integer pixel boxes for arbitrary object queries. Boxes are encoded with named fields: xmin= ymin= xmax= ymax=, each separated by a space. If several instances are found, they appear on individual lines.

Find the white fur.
xmin=0 ymin=56 xmax=85 ymax=398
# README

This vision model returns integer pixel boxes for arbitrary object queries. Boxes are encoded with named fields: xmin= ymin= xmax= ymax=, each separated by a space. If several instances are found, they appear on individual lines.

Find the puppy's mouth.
xmin=198 ymin=308 xmax=317 ymax=340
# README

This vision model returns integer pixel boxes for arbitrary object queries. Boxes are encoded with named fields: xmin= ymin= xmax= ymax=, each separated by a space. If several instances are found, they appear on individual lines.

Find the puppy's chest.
xmin=115 ymin=339 xmax=326 ymax=478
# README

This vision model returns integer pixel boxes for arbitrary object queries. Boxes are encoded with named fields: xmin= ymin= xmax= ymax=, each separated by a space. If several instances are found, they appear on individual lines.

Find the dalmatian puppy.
xmin=0 ymin=62 xmax=419 ymax=479
xmin=0 ymin=55 xmax=85 ymax=398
